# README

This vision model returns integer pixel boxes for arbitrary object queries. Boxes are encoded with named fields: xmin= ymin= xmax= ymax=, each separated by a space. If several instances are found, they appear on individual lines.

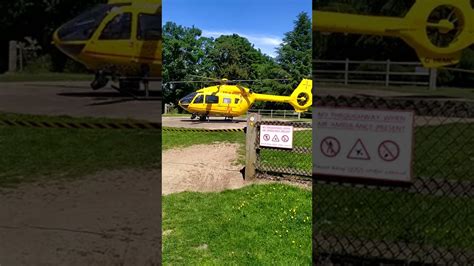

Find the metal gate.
xmin=244 ymin=114 xmax=312 ymax=180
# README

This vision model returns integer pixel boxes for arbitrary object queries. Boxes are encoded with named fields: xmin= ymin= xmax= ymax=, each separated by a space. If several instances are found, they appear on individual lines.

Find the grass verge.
xmin=163 ymin=184 xmax=312 ymax=264
xmin=0 ymin=113 xmax=160 ymax=187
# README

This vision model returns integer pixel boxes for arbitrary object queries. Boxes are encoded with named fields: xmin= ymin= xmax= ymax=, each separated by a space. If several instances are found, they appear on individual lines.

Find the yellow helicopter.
xmin=177 ymin=79 xmax=313 ymax=121
xmin=313 ymin=0 xmax=473 ymax=68
xmin=52 ymin=0 xmax=162 ymax=92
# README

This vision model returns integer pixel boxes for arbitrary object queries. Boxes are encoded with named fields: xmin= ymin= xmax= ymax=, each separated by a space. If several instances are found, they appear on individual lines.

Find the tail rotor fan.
xmin=426 ymin=5 xmax=465 ymax=48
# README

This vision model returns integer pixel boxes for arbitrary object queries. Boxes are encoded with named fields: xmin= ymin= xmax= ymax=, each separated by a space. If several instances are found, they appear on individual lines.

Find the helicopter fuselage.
xmin=178 ymin=79 xmax=313 ymax=118
xmin=179 ymin=85 xmax=253 ymax=118
xmin=53 ymin=1 xmax=162 ymax=89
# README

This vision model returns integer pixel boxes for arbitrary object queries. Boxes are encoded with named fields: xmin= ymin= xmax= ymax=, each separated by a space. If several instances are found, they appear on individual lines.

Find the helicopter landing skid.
xmin=110 ymin=77 xmax=162 ymax=101
xmin=111 ymin=85 xmax=140 ymax=100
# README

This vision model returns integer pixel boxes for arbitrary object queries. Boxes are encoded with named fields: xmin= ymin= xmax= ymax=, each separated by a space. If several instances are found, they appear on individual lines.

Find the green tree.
xmin=276 ymin=12 xmax=312 ymax=95
xmin=0 ymin=0 xmax=103 ymax=72
xmin=162 ymin=22 xmax=213 ymax=105
xmin=207 ymin=34 xmax=273 ymax=80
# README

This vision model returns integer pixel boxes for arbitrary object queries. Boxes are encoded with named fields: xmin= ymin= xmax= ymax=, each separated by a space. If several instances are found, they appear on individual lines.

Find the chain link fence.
xmin=254 ymin=120 xmax=312 ymax=178
xmin=313 ymin=95 xmax=474 ymax=264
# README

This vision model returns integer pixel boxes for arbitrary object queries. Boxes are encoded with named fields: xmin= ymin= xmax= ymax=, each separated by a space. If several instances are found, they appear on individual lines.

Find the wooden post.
xmin=245 ymin=113 xmax=260 ymax=180
xmin=429 ymin=68 xmax=437 ymax=90
xmin=385 ymin=59 xmax=390 ymax=87
xmin=344 ymin=58 xmax=349 ymax=85
xmin=8 ymin=41 xmax=17 ymax=73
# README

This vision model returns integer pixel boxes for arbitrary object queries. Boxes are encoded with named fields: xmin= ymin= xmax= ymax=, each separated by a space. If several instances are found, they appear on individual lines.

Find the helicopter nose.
xmin=52 ymin=30 xmax=85 ymax=58
xmin=178 ymin=100 xmax=187 ymax=108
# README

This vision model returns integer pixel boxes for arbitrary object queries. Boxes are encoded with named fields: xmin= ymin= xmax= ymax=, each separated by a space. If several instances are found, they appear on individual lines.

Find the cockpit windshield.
xmin=57 ymin=4 xmax=118 ymax=41
xmin=179 ymin=92 xmax=198 ymax=106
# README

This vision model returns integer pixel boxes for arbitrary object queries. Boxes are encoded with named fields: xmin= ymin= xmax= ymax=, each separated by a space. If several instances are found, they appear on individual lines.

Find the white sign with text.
xmin=260 ymin=125 xmax=293 ymax=149
xmin=313 ymin=107 xmax=414 ymax=183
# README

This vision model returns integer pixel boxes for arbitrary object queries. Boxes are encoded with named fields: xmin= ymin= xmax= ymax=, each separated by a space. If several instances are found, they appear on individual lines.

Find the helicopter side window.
xmin=99 ymin=13 xmax=132 ymax=40
xmin=205 ymin=95 xmax=219 ymax=104
xmin=223 ymin=98 xmax=231 ymax=104
xmin=235 ymin=98 xmax=240 ymax=104
xmin=193 ymin=95 xmax=204 ymax=104
xmin=138 ymin=13 xmax=162 ymax=40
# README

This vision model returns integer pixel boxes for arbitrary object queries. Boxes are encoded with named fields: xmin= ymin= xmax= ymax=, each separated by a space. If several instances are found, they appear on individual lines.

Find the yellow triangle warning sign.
xmin=272 ymin=135 xmax=279 ymax=142
xmin=347 ymin=139 xmax=370 ymax=160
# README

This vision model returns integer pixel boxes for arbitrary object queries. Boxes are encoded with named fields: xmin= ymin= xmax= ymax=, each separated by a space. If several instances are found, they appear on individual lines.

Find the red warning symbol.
xmin=282 ymin=135 xmax=289 ymax=142
xmin=320 ymin=137 xmax=340 ymax=157
xmin=263 ymin=134 xmax=270 ymax=141
xmin=378 ymin=140 xmax=400 ymax=162
xmin=272 ymin=135 xmax=280 ymax=142
xmin=347 ymin=139 xmax=370 ymax=160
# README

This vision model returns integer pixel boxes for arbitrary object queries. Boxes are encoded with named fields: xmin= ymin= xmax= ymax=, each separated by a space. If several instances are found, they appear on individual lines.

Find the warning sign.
xmin=260 ymin=125 xmax=293 ymax=149
xmin=263 ymin=134 xmax=270 ymax=141
xmin=320 ymin=137 xmax=340 ymax=157
xmin=347 ymin=139 xmax=370 ymax=160
xmin=378 ymin=140 xmax=400 ymax=162
xmin=313 ymin=107 xmax=414 ymax=183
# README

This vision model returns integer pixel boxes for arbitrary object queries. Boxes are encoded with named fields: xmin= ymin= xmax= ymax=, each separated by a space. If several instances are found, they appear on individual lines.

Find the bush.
xmin=23 ymin=54 xmax=53 ymax=73
xmin=63 ymin=59 xmax=89 ymax=74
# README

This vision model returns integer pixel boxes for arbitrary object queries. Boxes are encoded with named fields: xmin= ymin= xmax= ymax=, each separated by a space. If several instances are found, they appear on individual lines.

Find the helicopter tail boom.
xmin=253 ymin=79 xmax=312 ymax=113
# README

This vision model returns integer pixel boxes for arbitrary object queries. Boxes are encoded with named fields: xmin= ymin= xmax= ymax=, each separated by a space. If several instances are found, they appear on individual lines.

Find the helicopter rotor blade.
xmin=227 ymin=78 xmax=290 ymax=83
xmin=188 ymin=74 xmax=221 ymax=82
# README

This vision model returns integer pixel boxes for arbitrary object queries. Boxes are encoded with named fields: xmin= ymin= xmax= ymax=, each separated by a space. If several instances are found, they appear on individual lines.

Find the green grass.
xmin=0 ymin=72 xmax=92 ymax=82
xmin=315 ymin=185 xmax=474 ymax=250
xmin=318 ymin=83 xmax=474 ymax=100
xmin=163 ymin=184 xmax=312 ymax=264
xmin=415 ymin=123 xmax=474 ymax=181
xmin=0 ymin=113 xmax=160 ymax=187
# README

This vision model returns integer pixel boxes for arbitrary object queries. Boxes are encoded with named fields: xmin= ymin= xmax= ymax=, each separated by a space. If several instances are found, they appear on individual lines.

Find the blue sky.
xmin=163 ymin=0 xmax=311 ymax=57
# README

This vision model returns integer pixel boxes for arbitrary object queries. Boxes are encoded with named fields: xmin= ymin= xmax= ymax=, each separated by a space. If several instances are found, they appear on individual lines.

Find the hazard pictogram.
xmin=320 ymin=137 xmax=340 ymax=157
xmin=272 ymin=135 xmax=280 ymax=142
xmin=347 ymin=139 xmax=370 ymax=160
xmin=282 ymin=135 xmax=289 ymax=142
xmin=263 ymin=134 xmax=270 ymax=141
xmin=378 ymin=140 xmax=400 ymax=162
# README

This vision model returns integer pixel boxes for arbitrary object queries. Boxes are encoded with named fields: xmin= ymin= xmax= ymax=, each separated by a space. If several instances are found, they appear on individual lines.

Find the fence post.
xmin=245 ymin=113 xmax=260 ymax=180
xmin=8 ymin=41 xmax=17 ymax=73
xmin=385 ymin=59 xmax=390 ymax=87
xmin=344 ymin=58 xmax=349 ymax=85
xmin=429 ymin=68 xmax=437 ymax=90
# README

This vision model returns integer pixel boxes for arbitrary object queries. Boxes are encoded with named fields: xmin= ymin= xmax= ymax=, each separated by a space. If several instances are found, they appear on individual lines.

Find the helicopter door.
xmin=85 ymin=9 xmax=136 ymax=69
xmin=222 ymin=97 xmax=232 ymax=115
xmin=136 ymin=12 xmax=162 ymax=76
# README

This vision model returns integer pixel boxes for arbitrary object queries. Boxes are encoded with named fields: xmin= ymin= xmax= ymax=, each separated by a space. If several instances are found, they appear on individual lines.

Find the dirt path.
xmin=163 ymin=143 xmax=258 ymax=195
xmin=0 ymin=169 xmax=161 ymax=265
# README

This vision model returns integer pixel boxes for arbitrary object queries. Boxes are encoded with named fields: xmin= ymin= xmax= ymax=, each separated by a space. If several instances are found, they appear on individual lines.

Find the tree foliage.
xmin=277 ymin=12 xmax=312 ymax=93
xmin=163 ymin=12 xmax=312 ymax=107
